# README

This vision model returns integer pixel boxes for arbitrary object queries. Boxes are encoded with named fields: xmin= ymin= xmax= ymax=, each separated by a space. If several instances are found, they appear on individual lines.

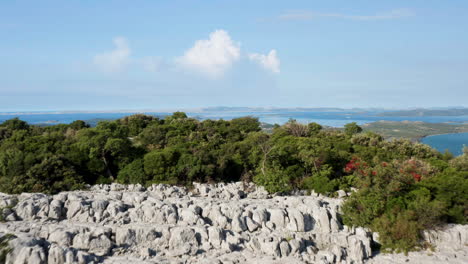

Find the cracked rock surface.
xmin=0 ymin=182 xmax=466 ymax=263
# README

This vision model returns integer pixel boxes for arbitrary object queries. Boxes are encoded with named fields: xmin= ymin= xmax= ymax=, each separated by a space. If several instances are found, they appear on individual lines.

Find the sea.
xmin=1 ymin=110 xmax=467 ymax=156
xmin=421 ymin=133 xmax=468 ymax=156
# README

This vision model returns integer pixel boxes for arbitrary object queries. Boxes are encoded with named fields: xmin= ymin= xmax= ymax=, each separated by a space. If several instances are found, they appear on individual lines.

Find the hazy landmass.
xmin=377 ymin=108 xmax=468 ymax=117
xmin=362 ymin=121 xmax=468 ymax=141
xmin=3 ymin=106 xmax=468 ymax=117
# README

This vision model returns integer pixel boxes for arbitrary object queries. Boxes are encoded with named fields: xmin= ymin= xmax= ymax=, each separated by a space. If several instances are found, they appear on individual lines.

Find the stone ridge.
xmin=0 ymin=182 xmax=466 ymax=264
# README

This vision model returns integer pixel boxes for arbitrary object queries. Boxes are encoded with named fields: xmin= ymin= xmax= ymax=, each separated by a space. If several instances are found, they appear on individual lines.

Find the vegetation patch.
xmin=0 ymin=233 xmax=16 ymax=263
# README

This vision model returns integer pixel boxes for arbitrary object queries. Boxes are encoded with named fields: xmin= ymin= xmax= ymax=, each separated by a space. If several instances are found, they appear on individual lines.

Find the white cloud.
xmin=249 ymin=49 xmax=280 ymax=74
xmin=94 ymin=37 xmax=131 ymax=73
xmin=176 ymin=30 xmax=241 ymax=78
xmin=278 ymin=12 xmax=316 ymax=21
xmin=279 ymin=8 xmax=414 ymax=21
xmin=92 ymin=31 xmax=279 ymax=77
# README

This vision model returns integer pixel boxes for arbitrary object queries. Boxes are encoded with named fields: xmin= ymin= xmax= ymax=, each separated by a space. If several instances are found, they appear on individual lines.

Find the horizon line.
xmin=1 ymin=106 xmax=468 ymax=115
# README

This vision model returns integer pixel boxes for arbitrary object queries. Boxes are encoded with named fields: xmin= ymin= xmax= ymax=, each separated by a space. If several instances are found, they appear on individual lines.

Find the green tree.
xmin=118 ymin=114 xmax=157 ymax=136
xmin=24 ymin=156 xmax=84 ymax=194
xmin=301 ymin=166 xmax=338 ymax=194
xmin=117 ymin=159 xmax=147 ymax=184
xmin=344 ymin=122 xmax=363 ymax=135
xmin=144 ymin=148 xmax=179 ymax=184
xmin=69 ymin=120 xmax=90 ymax=130
xmin=74 ymin=122 xmax=133 ymax=181
xmin=307 ymin=122 xmax=323 ymax=135
xmin=1 ymin=118 xmax=29 ymax=131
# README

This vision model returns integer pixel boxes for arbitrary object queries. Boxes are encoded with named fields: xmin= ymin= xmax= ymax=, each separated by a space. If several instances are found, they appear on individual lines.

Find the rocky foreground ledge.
xmin=0 ymin=182 xmax=466 ymax=264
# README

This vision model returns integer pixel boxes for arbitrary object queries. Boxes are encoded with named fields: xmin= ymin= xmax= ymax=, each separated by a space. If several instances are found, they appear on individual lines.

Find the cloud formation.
xmin=94 ymin=37 xmax=131 ymax=73
xmin=93 ymin=30 xmax=279 ymax=78
xmin=279 ymin=8 xmax=414 ymax=21
xmin=176 ymin=30 xmax=241 ymax=78
xmin=249 ymin=50 xmax=280 ymax=74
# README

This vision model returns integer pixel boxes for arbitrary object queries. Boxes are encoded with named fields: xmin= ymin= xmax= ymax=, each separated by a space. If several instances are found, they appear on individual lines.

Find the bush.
xmin=342 ymin=189 xmax=386 ymax=227
xmin=144 ymin=148 xmax=179 ymax=184
xmin=0 ymin=234 xmax=16 ymax=263
xmin=342 ymin=157 xmax=466 ymax=252
xmin=344 ymin=122 xmax=362 ymax=135
xmin=301 ymin=166 xmax=338 ymax=194
xmin=420 ymin=168 xmax=468 ymax=224
xmin=24 ymin=156 xmax=84 ymax=194
xmin=254 ymin=165 xmax=292 ymax=194
xmin=373 ymin=210 xmax=420 ymax=252
xmin=450 ymin=152 xmax=468 ymax=171
xmin=117 ymin=159 xmax=147 ymax=184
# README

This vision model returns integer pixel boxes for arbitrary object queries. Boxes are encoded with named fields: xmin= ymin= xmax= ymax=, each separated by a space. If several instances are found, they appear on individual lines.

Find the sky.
xmin=1 ymin=0 xmax=468 ymax=112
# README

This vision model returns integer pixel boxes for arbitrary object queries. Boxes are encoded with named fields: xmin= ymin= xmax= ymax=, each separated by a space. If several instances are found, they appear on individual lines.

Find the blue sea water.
xmin=191 ymin=110 xmax=468 ymax=127
xmin=0 ymin=112 xmax=168 ymax=125
xmin=421 ymin=133 xmax=468 ymax=156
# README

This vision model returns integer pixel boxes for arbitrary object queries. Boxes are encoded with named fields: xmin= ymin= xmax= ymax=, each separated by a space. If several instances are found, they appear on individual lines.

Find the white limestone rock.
xmin=1 ymin=182 xmax=466 ymax=264
xmin=168 ymin=227 xmax=199 ymax=256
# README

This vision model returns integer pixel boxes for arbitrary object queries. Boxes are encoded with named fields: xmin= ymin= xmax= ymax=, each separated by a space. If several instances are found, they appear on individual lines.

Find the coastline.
xmin=419 ymin=132 xmax=468 ymax=156
xmin=419 ymin=131 xmax=468 ymax=141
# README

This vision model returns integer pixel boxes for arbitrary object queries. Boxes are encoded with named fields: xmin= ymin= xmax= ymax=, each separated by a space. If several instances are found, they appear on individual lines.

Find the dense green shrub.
xmin=449 ymin=147 xmax=468 ymax=171
xmin=342 ymin=156 xmax=467 ymax=252
xmin=344 ymin=122 xmax=363 ymax=135
xmin=0 ymin=234 xmax=16 ymax=263
xmin=254 ymin=165 xmax=293 ymax=193
xmin=117 ymin=159 xmax=147 ymax=184
xmin=144 ymin=148 xmax=180 ymax=184
xmin=420 ymin=168 xmax=468 ymax=224
xmin=301 ymin=166 xmax=338 ymax=194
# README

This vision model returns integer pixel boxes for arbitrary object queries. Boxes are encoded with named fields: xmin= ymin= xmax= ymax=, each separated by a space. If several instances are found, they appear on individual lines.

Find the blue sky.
xmin=1 ymin=0 xmax=467 ymax=111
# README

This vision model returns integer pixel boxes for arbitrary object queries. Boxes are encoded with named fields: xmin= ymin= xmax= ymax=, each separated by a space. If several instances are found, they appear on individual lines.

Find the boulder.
xmin=268 ymin=209 xmax=286 ymax=229
xmin=231 ymin=216 xmax=247 ymax=233
xmin=48 ymin=229 xmax=74 ymax=247
xmin=207 ymin=226 xmax=225 ymax=248
xmin=47 ymin=244 xmax=66 ymax=264
xmin=14 ymin=194 xmax=50 ymax=220
xmin=48 ymin=199 xmax=64 ymax=220
xmin=88 ymin=234 xmax=112 ymax=256
xmin=279 ymin=240 xmax=291 ymax=257
xmin=168 ymin=227 xmax=198 ymax=256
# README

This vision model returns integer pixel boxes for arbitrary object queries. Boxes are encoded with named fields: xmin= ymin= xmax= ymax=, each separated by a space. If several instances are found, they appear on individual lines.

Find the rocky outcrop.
xmin=0 ymin=182 xmax=466 ymax=263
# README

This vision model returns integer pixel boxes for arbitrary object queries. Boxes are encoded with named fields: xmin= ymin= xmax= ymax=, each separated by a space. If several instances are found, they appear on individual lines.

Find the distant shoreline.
xmin=419 ymin=131 xmax=468 ymax=141
xmin=419 ymin=132 xmax=468 ymax=156
xmin=1 ymin=107 xmax=468 ymax=117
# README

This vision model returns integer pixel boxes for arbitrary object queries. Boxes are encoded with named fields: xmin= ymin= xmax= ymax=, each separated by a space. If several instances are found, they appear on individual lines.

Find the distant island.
xmin=376 ymin=108 xmax=468 ymax=117
xmin=362 ymin=120 xmax=468 ymax=141
xmin=3 ymin=106 xmax=468 ymax=117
